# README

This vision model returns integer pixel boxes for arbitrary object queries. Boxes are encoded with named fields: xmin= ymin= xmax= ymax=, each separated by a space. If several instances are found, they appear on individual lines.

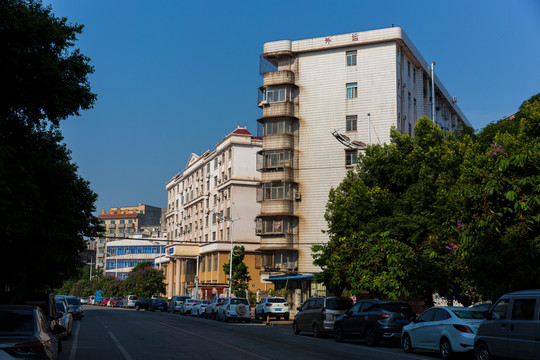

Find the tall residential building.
xmin=161 ymin=127 xmax=269 ymax=299
xmin=256 ymin=27 xmax=470 ymax=288
xmin=95 ymin=204 xmax=165 ymax=275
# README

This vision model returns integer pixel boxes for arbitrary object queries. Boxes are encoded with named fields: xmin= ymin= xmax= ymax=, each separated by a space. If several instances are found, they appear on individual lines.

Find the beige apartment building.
xmin=256 ymin=27 xmax=470 ymax=293
xmin=161 ymin=127 xmax=272 ymax=299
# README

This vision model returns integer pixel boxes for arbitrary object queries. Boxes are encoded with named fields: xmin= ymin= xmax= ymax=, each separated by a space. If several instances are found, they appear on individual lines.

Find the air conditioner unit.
xmin=259 ymin=100 xmax=268 ymax=106
xmin=206 ymin=174 xmax=211 ymax=179
xmin=294 ymin=192 xmax=302 ymax=201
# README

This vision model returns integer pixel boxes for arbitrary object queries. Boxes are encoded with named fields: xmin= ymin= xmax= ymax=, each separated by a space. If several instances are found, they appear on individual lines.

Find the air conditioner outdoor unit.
xmin=294 ymin=192 xmax=302 ymax=201
xmin=259 ymin=100 xmax=268 ymax=106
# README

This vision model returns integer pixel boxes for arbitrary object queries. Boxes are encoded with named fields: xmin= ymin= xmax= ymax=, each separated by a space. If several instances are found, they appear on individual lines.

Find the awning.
xmin=264 ymin=274 xmax=314 ymax=281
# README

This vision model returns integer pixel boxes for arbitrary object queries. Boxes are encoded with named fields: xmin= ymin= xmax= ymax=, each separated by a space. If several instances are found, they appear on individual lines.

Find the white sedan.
xmin=401 ymin=306 xmax=484 ymax=360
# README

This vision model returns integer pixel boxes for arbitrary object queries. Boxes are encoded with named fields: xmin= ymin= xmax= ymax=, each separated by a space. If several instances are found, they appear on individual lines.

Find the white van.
xmin=123 ymin=295 xmax=139 ymax=308
xmin=474 ymin=289 xmax=540 ymax=359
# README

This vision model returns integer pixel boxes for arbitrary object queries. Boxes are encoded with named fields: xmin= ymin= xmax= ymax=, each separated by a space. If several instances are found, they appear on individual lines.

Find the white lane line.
xmin=68 ymin=321 xmax=80 ymax=360
xmin=108 ymin=331 xmax=135 ymax=360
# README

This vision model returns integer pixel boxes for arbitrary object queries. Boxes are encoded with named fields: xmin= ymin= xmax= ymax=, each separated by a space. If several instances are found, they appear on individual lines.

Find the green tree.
xmin=456 ymin=94 xmax=540 ymax=300
xmin=316 ymin=117 xmax=479 ymax=304
xmin=124 ymin=262 xmax=166 ymax=298
xmin=223 ymin=246 xmax=252 ymax=297
xmin=0 ymin=0 xmax=101 ymax=296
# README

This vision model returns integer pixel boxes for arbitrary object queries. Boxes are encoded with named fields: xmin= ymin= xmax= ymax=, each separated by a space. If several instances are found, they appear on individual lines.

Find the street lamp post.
xmin=213 ymin=208 xmax=239 ymax=296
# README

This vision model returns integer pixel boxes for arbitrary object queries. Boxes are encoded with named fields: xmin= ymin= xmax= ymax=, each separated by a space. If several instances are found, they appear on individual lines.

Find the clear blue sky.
xmin=45 ymin=0 xmax=540 ymax=214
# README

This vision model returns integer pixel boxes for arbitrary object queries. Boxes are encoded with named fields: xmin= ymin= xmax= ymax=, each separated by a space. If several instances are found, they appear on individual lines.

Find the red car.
xmin=100 ymin=297 xmax=109 ymax=306
xmin=109 ymin=297 xmax=123 ymax=307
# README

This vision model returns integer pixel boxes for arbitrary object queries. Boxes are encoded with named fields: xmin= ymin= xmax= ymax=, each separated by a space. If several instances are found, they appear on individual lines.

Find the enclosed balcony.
xmin=263 ymin=70 xmax=295 ymax=87
xmin=260 ymin=199 xmax=293 ymax=214
xmin=261 ymin=167 xmax=294 ymax=182
xmin=261 ymin=100 xmax=294 ymax=117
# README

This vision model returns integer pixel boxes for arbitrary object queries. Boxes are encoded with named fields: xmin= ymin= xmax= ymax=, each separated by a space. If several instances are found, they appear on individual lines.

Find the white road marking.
xmin=68 ymin=321 xmax=80 ymax=360
xmin=108 ymin=331 xmax=134 ymax=360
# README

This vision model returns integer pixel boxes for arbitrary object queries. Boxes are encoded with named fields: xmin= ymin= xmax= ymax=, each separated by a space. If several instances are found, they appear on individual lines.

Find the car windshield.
xmin=452 ymin=309 xmax=485 ymax=319
xmin=0 ymin=309 xmax=34 ymax=334
xmin=56 ymin=302 xmax=66 ymax=313
xmin=231 ymin=298 xmax=249 ymax=305
xmin=66 ymin=297 xmax=81 ymax=306
xmin=326 ymin=298 xmax=353 ymax=310
xmin=268 ymin=298 xmax=287 ymax=303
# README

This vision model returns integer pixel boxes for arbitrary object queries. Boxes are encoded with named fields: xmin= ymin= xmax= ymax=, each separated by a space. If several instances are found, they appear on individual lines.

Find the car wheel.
xmin=254 ymin=311 xmax=259 ymax=320
xmin=365 ymin=327 xmax=380 ymax=346
xmin=293 ymin=321 xmax=300 ymax=335
xmin=402 ymin=333 xmax=414 ymax=353
xmin=475 ymin=342 xmax=492 ymax=360
xmin=245 ymin=318 xmax=251 ymax=323
xmin=135 ymin=305 xmax=140 ymax=311
xmin=285 ymin=314 xmax=289 ymax=320
xmin=335 ymin=325 xmax=345 ymax=342
xmin=440 ymin=337 xmax=454 ymax=360
xmin=313 ymin=324 xmax=321 ymax=338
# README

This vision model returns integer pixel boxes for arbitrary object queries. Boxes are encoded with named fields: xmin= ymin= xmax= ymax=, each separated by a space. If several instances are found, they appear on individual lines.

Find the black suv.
xmin=333 ymin=300 xmax=415 ymax=346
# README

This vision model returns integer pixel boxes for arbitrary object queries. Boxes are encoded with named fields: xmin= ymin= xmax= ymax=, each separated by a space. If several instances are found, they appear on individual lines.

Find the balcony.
xmin=261 ymin=167 xmax=294 ymax=182
xmin=260 ymin=199 xmax=293 ymax=214
xmin=261 ymin=133 xmax=294 ymax=151
xmin=261 ymin=101 xmax=294 ymax=117
xmin=263 ymin=70 xmax=295 ymax=87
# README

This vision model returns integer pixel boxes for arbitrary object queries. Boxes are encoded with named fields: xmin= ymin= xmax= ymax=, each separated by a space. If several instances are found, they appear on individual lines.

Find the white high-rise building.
xmin=256 ymin=27 xmax=470 ymax=284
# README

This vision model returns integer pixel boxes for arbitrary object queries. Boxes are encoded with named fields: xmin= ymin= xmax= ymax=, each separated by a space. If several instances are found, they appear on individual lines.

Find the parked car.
xmin=179 ymin=299 xmax=199 ymax=315
xmin=149 ymin=298 xmax=168 ymax=312
xmin=470 ymin=301 xmax=492 ymax=312
xmin=205 ymin=297 xmax=225 ymax=320
xmin=122 ymin=295 xmax=138 ymax=308
xmin=217 ymin=297 xmax=252 ymax=323
xmin=99 ymin=297 xmax=109 ymax=306
xmin=474 ymin=289 xmax=540 ymax=360
xmin=20 ymin=292 xmax=64 ymax=350
xmin=134 ymin=298 xmax=152 ymax=311
xmin=79 ymin=297 xmax=88 ymax=305
xmin=255 ymin=297 xmax=290 ymax=321
xmin=54 ymin=300 xmax=73 ymax=339
xmin=334 ymin=300 xmax=415 ymax=346
xmin=191 ymin=300 xmax=209 ymax=317
xmin=0 ymin=304 xmax=64 ymax=360
xmin=293 ymin=296 xmax=353 ymax=337
xmin=167 ymin=295 xmax=191 ymax=313
xmin=401 ymin=306 xmax=484 ymax=359
xmin=108 ymin=297 xmax=123 ymax=307
xmin=88 ymin=295 xmax=95 ymax=305
xmin=60 ymin=295 xmax=83 ymax=320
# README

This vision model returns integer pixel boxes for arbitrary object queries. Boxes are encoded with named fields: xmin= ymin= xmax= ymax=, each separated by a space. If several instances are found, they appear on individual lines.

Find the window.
xmin=407 ymin=60 xmax=410 ymax=77
xmin=433 ymin=309 xmax=451 ymax=321
xmin=491 ymin=299 xmax=509 ymax=320
xmin=346 ymin=50 xmax=357 ymax=66
xmin=212 ymin=231 xmax=216 ymax=241
xmin=262 ymin=182 xmax=292 ymax=200
xmin=345 ymin=150 xmax=357 ymax=166
xmin=260 ymin=218 xmax=292 ymax=234
xmin=511 ymin=299 xmax=537 ymax=320
xmin=213 ymin=254 xmax=218 ymax=271
xmin=266 ymin=87 xmax=287 ymax=102
xmin=417 ymin=308 xmax=437 ymax=322
xmin=262 ymin=119 xmax=292 ymax=135
xmin=346 ymin=82 xmax=358 ymax=99
xmin=346 ymin=115 xmax=357 ymax=131
xmin=214 ymin=158 xmax=218 ymax=169
xmin=262 ymin=150 xmax=292 ymax=168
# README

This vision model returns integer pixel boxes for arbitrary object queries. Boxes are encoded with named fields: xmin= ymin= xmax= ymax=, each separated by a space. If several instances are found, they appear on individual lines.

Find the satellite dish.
xmin=332 ymin=130 xmax=366 ymax=150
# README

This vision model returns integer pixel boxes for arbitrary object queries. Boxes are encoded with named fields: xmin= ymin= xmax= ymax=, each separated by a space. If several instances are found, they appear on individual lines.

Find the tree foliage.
xmin=316 ymin=94 xmax=540 ymax=303
xmin=123 ymin=262 xmax=166 ymax=298
xmin=223 ymin=246 xmax=252 ymax=297
xmin=317 ymin=117 xmax=480 ymax=304
xmin=0 ymin=0 xmax=100 ymax=296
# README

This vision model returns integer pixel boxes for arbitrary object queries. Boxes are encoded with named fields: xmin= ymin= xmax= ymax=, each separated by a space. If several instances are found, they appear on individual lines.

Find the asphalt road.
xmin=60 ymin=306 xmax=460 ymax=360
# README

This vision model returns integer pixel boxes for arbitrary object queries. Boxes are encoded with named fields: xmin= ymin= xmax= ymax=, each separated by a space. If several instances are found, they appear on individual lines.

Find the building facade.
xmin=95 ymin=204 xmax=165 ymax=273
xmin=161 ymin=127 xmax=272 ymax=299
xmin=104 ymin=237 xmax=166 ymax=279
xmin=256 ymin=27 xmax=470 ymax=286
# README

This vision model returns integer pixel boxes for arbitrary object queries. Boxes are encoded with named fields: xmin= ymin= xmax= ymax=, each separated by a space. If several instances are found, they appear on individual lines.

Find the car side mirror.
xmin=483 ymin=311 xmax=492 ymax=320
xmin=410 ymin=316 xmax=418 ymax=323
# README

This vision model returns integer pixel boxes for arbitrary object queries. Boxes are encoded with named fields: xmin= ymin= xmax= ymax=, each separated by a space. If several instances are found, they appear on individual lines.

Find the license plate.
xmin=397 ymin=319 xmax=408 ymax=324
xmin=275 ymin=309 xmax=281 ymax=311
xmin=231 ymin=314 xmax=237 ymax=317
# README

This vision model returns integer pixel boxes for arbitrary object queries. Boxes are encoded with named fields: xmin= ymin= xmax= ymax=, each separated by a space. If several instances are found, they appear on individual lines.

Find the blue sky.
xmin=45 ymin=0 xmax=540 ymax=214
